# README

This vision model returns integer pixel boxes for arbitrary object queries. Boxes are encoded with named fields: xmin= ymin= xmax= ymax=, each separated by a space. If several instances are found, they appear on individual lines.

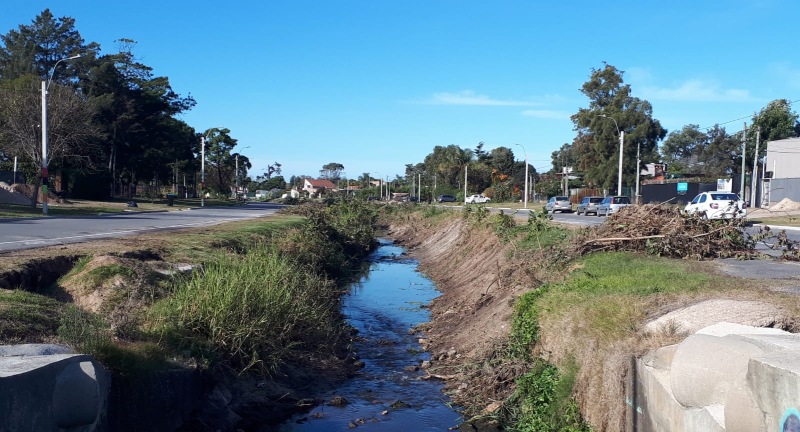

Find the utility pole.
xmin=635 ymin=142 xmax=641 ymax=204
xmin=464 ymin=165 xmax=468 ymax=204
xmin=740 ymin=123 xmax=747 ymax=199
xmin=751 ymin=128 xmax=760 ymax=208
xmin=618 ymin=131 xmax=624 ymax=196
xmin=201 ymin=136 xmax=206 ymax=207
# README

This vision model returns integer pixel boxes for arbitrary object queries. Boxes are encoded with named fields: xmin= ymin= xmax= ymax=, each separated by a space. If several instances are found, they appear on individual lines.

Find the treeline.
xmin=404 ymin=64 xmax=800 ymax=199
xmin=0 ymin=10 xmax=271 ymax=203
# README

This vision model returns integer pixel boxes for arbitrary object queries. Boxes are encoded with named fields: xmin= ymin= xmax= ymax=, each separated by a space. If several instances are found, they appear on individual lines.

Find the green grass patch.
xmin=147 ymin=243 xmax=345 ymax=374
xmin=507 ymin=359 xmax=589 ymax=432
xmin=0 ymin=290 xmax=65 ymax=342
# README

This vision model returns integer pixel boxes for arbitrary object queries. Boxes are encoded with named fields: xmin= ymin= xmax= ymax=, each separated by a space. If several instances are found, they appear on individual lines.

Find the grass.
xmin=1 ymin=200 xmax=378 ymax=377
xmin=749 ymin=215 xmax=800 ymax=227
xmin=0 ymin=289 xmax=65 ymax=343
xmin=147 ymin=244 xmax=344 ymax=373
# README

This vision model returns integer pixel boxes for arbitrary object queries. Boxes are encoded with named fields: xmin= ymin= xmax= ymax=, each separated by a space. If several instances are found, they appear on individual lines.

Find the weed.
xmin=148 ymin=244 xmax=346 ymax=374
xmin=505 ymin=359 xmax=590 ymax=432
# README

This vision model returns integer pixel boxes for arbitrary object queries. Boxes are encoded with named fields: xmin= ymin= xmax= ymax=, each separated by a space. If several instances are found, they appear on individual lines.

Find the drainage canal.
xmin=277 ymin=239 xmax=463 ymax=431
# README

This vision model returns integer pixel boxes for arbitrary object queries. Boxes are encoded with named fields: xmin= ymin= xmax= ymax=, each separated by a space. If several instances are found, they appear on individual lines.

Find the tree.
xmin=571 ymin=63 xmax=667 ymax=192
xmin=746 ymin=99 xmax=800 ymax=168
xmin=320 ymin=162 xmax=344 ymax=181
xmin=661 ymin=125 xmax=706 ymax=173
xmin=202 ymin=127 xmax=237 ymax=194
xmin=0 ymin=75 xmax=98 ymax=205
xmin=0 ymin=9 xmax=99 ymax=83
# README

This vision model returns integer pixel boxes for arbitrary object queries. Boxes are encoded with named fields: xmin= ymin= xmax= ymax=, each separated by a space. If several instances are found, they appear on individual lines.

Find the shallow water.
xmin=277 ymin=239 xmax=463 ymax=431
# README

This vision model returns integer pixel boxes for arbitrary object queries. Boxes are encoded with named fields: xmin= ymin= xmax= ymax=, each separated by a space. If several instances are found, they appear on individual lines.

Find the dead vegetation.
xmin=574 ymin=204 xmax=753 ymax=259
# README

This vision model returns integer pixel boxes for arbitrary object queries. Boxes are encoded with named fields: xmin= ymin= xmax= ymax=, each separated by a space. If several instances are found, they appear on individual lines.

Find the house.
xmin=764 ymin=137 xmax=800 ymax=205
xmin=302 ymin=178 xmax=337 ymax=196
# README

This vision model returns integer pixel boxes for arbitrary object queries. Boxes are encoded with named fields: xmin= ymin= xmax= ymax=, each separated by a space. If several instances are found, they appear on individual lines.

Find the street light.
xmin=515 ymin=144 xmax=529 ymax=209
xmin=234 ymin=145 xmax=251 ymax=199
xmin=41 ymin=54 xmax=81 ymax=215
xmin=600 ymin=114 xmax=624 ymax=196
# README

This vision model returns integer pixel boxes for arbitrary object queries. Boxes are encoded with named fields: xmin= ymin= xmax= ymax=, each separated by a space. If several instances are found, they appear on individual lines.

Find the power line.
xmin=699 ymin=98 xmax=800 ymax=131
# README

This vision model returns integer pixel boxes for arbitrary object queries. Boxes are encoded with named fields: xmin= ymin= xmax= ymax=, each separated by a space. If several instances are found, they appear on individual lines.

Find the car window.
xmin=712 ymin=194 xmax=737 ymax=200
xmin=602 ymin=197 xmax=611 ymax=204
xmin=590 ymin=197 xmax=603 ymax=203
xmin=614 ymin=197 xmax=630 ymax=204
xmin=556 ymin=196 xmax=568 ymax=201
xmin=699 ymin=195 xmax=706 ymax=203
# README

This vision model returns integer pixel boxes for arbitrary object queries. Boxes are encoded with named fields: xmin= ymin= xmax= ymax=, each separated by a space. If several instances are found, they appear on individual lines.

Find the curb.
xmin=751 ymin=223 xmax=800 ymax=232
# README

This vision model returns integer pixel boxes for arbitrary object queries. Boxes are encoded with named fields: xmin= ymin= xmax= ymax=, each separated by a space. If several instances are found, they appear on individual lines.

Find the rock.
xmin=421 ymin=360 xmax=431 ymax=369
xmin=328 ymin=395 xmax=348 ymax=406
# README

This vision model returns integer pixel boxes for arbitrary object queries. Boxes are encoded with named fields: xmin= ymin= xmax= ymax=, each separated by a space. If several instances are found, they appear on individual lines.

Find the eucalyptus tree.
xmin=570 ymin=63 xmax=666 ymax=193
xmin=320 ymin=162 xmax=345 ymax=181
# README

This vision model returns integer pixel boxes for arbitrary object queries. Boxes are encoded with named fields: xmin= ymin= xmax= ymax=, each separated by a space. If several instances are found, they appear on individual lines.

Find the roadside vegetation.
xmin=380 ymin=202 xmax=800 ymax=432
xmin=1 ymin=200 xmax=377 ymax=380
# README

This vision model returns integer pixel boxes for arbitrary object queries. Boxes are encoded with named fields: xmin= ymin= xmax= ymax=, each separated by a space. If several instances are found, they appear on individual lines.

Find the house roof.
xmin=305 ymin=178 xmax=337 ymax=189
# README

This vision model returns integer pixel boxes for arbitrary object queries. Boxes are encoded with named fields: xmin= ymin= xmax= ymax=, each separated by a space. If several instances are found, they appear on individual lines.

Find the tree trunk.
xmin=30 ymin=176 xmax=42 ymax=208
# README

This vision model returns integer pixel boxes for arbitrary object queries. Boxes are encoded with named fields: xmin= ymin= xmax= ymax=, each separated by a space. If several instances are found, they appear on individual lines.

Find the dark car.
xmin=437 ymin=194 xmax=456 ymax=203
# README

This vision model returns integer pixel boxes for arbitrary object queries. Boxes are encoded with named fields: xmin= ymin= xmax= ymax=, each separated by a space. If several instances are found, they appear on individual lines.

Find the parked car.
xmin=545 ymin=196 xmax=572 ymax=213
xmin=465 ymin=194 xmax=490 ymax=204
xmin=437 ymin=194 xmax=456 ymax=203
xmin=596 ymin=196 xmax=632 ymax=217
xmin=576 ymin=196 xmax=604 ymax=216
xmin=683 ymin=191 xmax=747 ymax=220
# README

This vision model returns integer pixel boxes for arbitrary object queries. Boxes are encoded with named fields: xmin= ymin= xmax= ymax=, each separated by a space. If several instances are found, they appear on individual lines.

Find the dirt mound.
xmin=645 ymin=299 xmax=788 ymax=334
xmin=770 ymin=198 xmax=800 ymax=211
xmin=0 ymin=182 xmax=32 ymax=205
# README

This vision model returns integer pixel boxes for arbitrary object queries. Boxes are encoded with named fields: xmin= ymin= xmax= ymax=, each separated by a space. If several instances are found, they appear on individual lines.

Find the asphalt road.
xmin=0 ymin=202 xmax=284 ymax=253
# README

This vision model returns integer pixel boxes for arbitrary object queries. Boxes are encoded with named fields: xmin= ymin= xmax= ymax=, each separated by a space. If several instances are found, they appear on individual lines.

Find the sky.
xmin=3 ymin=1 xmax=799 ymax=181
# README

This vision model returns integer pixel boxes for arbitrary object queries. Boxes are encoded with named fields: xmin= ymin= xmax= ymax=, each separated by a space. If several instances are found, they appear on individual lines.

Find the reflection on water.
xmin=277 ymin=239 xmax=463 ymax=431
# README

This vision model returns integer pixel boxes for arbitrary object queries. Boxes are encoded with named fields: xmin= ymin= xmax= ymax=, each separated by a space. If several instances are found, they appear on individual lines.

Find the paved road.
xmin=0 ymin=203 xmax=284 ymax=253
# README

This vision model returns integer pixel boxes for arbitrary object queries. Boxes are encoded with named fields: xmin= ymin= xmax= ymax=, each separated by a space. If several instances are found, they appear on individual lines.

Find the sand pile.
xmin=770 ymin=198 xmax=800 ymax=211
xmin=0 ymin=182 xmax=32 ymax=205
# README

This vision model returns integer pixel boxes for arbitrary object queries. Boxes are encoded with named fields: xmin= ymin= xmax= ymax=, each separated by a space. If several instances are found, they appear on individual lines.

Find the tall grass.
xmin=148 ymin=243 xmax=343 ymax=374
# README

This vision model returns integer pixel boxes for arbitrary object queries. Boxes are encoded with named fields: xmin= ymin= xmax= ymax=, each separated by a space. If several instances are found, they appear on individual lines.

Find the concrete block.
xmin=697 ymin=322 xmax=790 ymax=338
xmin=729 ymin=333 xmax=800 ymax=353
xmin=747 ymin=352 xmax=800 ymax=432
xmin=724 ymin=379 xmax=765 ymax=432
xmin=643 ymin=344 xmax=679 ymax=371
xmin=671 ymin=334 xmax=765 ymax=408
xmin=0 ymin=353 xmax=108 ymax=432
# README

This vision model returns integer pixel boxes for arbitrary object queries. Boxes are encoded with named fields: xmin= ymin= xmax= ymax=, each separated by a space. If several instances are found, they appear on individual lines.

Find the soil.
xmin=383 ymin=211 xmax=800 ymax=430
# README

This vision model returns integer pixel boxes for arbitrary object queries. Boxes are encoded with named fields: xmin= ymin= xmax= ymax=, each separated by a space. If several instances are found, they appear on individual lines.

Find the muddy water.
xmin=277 ymin=239 xmax=463 ymax=431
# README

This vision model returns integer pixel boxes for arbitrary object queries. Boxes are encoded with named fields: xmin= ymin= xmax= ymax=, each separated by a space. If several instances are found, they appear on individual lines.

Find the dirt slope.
xmin=385 ymin=211 xmax=799 ymax=430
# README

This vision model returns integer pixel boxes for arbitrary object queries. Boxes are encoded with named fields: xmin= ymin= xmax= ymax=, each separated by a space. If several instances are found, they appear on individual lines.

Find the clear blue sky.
xmin=4 ymin=1 xmax=799 ymax=181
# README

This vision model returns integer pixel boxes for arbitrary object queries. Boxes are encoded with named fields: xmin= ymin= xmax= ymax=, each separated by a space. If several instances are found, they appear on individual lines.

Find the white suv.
xmin=684 ymin=191 xmax=747 ymax=220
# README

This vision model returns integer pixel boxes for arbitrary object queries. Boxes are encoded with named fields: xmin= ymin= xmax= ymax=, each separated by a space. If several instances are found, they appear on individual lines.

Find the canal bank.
xmin=277 ymin=239 xmax=462 ymax=431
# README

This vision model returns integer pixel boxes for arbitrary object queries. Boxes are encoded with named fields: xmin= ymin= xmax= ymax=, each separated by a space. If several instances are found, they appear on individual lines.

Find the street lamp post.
xmin=41 ymin=54 xmax=81 ymax=215
xmin=600 ymin=114 xmax=624 ymax=196
xmin=515 ymin=144 xmax=529 ymax=209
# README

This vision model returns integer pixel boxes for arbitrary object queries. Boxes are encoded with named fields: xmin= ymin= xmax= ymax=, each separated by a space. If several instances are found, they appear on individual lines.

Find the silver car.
xmin=576 ymin=196 xmax=604 ymax=216
xmin=545 ymin=196 xmax=572 ymax=213
xmin=597 ymin=196 xmax=632 ymax=217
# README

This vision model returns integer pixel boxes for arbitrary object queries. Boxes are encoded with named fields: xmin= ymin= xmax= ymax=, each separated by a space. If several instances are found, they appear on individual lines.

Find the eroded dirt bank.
xmin=385 ymin=215 xmax=532 ymax=421
xmin=384 ymin=211 xmax=800 ymax=431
